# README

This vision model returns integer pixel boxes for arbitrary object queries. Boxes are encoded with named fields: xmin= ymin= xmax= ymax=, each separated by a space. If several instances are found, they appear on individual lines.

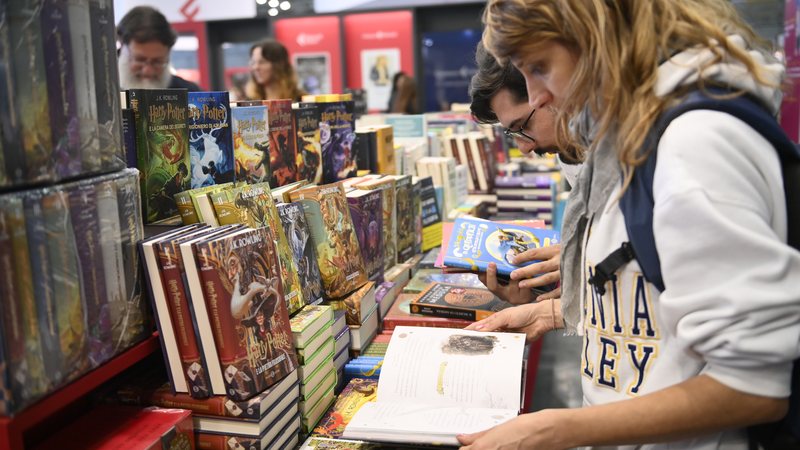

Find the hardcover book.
xmin=41 ymin=0 xmax=80 ymax=179
xmin=382 ymin=294 xmax=471 ymax=332
xmin=209 ymin=182 xmax=305 ymax=314
xmin=67 ymin=0 xmax=100 ymax=173
xmin=409 ymin=282 xmax=510 ymax=322
xmin=127 ymin=88 xmax=190 ymax=223
xmin=277 ymin=202 xmax=324 ymax=306
xmin=346 ymin=189 xmax=384 ymax=283
xmin=290 ymin=305 xmax=334 ymax=349
xmin=313 ymin=378 xmax=378 ymax=439
xmin=342 ymin=326 xmax=525 ymax=446
xmin=231 ymin=104 xmax=270 ymax=184
xmin=443 ymin=217 xmax=560 ymax=277
xmin=264 ymin=99 xmax=299 ymax=187
xmin=318 ymin=100 xmax=357 ymax=183
xmin=67 ymin=183 xmax=112 ymax=367
xmin=326 ymin=281 xmax=376 ymax=326
xmin=289 ymin=183 xmax=368 ymax=300
xmin=352 ymin=177 xmax=396 ymax=271
xmin=388 ymin=175 xmax=414 ymax=263
xmin=188 ymin=91 xmax=234 ymax=189
xmin=9 ymin=0 xmax=53 ymax=183
xmin=89 ymin=0 xmax=123 ymax=170
xmin=293 ymin=104 xmax=323 ymax=184
xmin=194 ymin=227 xmax=298 ymax=400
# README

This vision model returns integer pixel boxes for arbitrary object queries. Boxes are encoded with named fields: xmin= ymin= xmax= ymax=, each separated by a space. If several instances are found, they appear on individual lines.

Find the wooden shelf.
xmin=0 ymin=333 xmax=160 ymax=450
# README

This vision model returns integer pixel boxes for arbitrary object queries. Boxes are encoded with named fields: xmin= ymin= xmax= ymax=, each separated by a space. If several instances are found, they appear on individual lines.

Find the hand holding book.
xmin=465 ymin=299 xmax=564 ymax=342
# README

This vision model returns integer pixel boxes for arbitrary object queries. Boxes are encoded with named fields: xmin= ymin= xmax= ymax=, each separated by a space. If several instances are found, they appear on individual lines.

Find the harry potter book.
xmin=264 ymin=99 xmax=299 ymax=187
xmin=290 ymin=305 xmax=334 ymax=349
xmin=342 ymin=326 xmax=525 ymax=446
xmin=293 ymin=104 xmax=323 ymax=184
xmin=127 ymin=88 xmax=190 ymax=223
xmin=289 ymin=183 xmax=368 ymax=300
xmin=41 ymin=0 xmax=80 ymax=179
xmin=352 ymin=177 xmax=396 ymax=271
xmin=318 ymin=100 xmax=357 ymax=183
xmin=23 ymin=191 xmax=64 ymax=386
xmin=95 ymin=177 xmax=126 ymax=354
xmin=0 ymin=0 xmax=19 ymax=185
xmin=386 ymin=175 xmax=414 ymax=263
xmin=67 ymin=0 xmax=100 ymax=173
xmin=188 ymin=91 xmax=234 ymax=189
xmin=231 ymin=104 xmax=270 ymax=184
xmin=346 ymin=188 xmax=384 ymax=283
xmin=89 ymin=0 xmax=124 ymax=170
xmin=382 ymin=294 xmax=471 ymax=332
xmin=313 ymin=378 xmax=378 ymax=439
xmin=326 ymin=281 xmax=376 ymax=326
xmin=193 ymin=227 xmax=298 ymax=401
xmin=209 ymin=182 xmax=305 ymax=315
xmin=9 ymin=0 xmax=53 ymax=183
xmin=278 ymin=202 xmax=324 ymax=305
xmin=68 ymin=183 xmax=112 ymax=367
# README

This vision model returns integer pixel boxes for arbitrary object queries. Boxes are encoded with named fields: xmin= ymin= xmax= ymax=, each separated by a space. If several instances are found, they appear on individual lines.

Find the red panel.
xmin=343 ymin=10 xmax=414 ymax=112
xmin=782 ymin=0 xmax=800 ymax=142
xmin=172 ymin=21 xmax=210 ymax=91
xmin=274 ymin=16 xmax=344 ymax=94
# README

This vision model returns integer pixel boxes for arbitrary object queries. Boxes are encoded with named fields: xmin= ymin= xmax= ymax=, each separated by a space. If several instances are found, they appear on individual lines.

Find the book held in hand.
xmin=409 ymin=282 xmax=510 ymax=322
xmin=342 ymin=326 xmax=525 ymax=446
xmin=443 ymin=216 xmax=559 ymax=278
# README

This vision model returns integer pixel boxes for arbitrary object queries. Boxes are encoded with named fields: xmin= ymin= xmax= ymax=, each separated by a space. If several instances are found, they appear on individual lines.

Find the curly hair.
xmin=482 ymin=0 xmax=775 ymax=191
xmin=245 ymin=39 xmax=305 ymax=101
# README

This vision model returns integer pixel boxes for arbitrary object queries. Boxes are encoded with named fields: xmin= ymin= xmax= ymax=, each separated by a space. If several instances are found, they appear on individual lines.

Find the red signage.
xmin=274 ymin=16 xmax=343 ymax=95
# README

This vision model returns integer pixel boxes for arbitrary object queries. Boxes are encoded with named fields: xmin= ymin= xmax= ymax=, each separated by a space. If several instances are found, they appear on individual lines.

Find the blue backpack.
xmin=587 ymin=88 xmax=800 ymax=449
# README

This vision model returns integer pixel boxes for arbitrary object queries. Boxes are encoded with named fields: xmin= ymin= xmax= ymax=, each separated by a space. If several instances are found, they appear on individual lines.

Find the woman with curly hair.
xmin=246 ymin=39 xmax=305 ymax=101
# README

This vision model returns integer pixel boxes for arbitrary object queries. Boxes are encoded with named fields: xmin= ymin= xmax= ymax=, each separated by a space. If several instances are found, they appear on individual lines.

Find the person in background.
xmin=459 ymin=0 xmax=800 ymax=449
xmin=469 ymin=42 xmax=582 ymax=311
xmin=245 ymin=39 xmax=305 ymax=102
xmin=387 ymin=72 xmax=419 ymax=114
xmin=116 ymin=6 xmax=201 ymax=91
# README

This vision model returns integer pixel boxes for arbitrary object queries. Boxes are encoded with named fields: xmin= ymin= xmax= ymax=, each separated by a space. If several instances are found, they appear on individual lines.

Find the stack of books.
xmin=289 ymin=305 xmax=337 ymax=434
xmin=332 ymin=310 xmax=351 ymax=393
xmin=494 ymin=173 xmax=556 ymax=224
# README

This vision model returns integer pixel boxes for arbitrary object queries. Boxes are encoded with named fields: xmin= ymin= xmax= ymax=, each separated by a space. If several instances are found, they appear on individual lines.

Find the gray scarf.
xmin=559 ymin=129 xmax=621 ymax=335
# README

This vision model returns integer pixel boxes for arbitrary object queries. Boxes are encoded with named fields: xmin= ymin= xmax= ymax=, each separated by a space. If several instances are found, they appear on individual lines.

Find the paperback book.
xmin=231 ymin=104 xmax=270 ymax=184
xmin=188 ymin=91 xmax=234 ymax=189
xmin=346 ymin=189 xmax=384 ymax=283
xmin=293 ymin=103 xmax=323 ymax=184
xmin=277 ymin=202 xmax=324 ymax=306
xmin=409 ymin=283 xmax=509 ymax=322
xmin=264 ymin=99 xmax=299 ymax=187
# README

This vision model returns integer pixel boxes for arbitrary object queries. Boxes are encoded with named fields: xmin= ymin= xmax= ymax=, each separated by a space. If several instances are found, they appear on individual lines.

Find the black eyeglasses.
xmin=503 ymin=108 xmax=536 ymax=142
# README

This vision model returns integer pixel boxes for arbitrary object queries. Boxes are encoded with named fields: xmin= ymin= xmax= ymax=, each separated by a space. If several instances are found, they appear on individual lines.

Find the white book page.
xmin=343 ymin=402 xmax=516 ymax=446
xmin=376 ymin=326 xmax=525 ymax=410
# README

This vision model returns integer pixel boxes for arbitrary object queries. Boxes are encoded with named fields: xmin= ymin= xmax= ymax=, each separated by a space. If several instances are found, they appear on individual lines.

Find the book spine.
xmin=0 ymin=0 xmax=20 ymax=185
xmin=472 ymin=137 xmax=492 ymax=192
xmin=95 ymin=179 xmax=126 ymax=353
xmin=158 ymin=240 xmax=212 ymax=398
xmin=23 ymin=192 xmax=64 ymax=385
xmin=68 ymin=184 xmax=112 ymax=366
xmin=146 ymin=388 xmax=230 ymax=417
xmin=196 ymin=433 xmax=261 ymax=450
xmin=209 ymin=191 xmax=239 ymax=226
xmin=394 ymin=179 xmax=414 ymax=263
xmin=89 ymin=0 xmax=122 ymax=171
xmin=41 ymin=0 xmax=80 ymax=179
xmin=175 ymin=191 xmax=200 ymax=225
xmin=42 ymin=189 xmax=88 ymax=379
xmin=66 ymin=0 xmax=100 ymax=173
xmin=114 ymin=172 xmax=146 ymax=351
xmin=121 ymin=107 xmax=136 ymax=168
xmin=409 ymin=302 xmax=483 ymax=322
xmin=4 ymin=196 xmax=49 ymax=406
xmin=9 ymin=0 xmax=53 ymax=183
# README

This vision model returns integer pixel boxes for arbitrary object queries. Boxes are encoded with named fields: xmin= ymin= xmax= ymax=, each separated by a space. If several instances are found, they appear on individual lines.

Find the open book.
xmin=342 ymin=326 xmax=525 ymax=446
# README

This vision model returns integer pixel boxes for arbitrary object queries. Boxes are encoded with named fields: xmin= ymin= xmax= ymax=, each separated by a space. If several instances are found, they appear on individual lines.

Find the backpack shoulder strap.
xmin=590 ymin=88 xmax=800 ymax=295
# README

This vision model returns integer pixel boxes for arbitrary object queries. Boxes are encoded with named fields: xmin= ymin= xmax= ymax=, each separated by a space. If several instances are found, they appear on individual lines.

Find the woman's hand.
xmin=457 ymin=410 xmax=568 ymax=450
xmin=478 ymin=263 xmax=536 ymax=305
xmin=465 ymin=299 xmax=562 ymax=342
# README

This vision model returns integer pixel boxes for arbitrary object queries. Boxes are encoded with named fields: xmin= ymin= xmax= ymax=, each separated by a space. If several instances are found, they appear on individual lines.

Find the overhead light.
xmin=268 ymin=0 xmax=279 ymax=7
xmin=268 ymin=7 xmax=278 ymax=16
xmin=279 ymin=1 xmax=290 ymax=10
xmin=255 ymin=0 xmax=267 ymax=4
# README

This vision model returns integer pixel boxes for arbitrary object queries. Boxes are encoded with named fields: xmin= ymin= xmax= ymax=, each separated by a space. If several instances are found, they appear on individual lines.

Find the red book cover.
xmin=195 ymin=227 xmax=298 ymax=401
xmin=382 ymin=293 xmax=471 ymax=331
xmin=157 ymin=237 xmax=212 ymax=398
xmin=263 ymin=99 xmax=299 ymax=188
xmin=33 ymin=405 xmax=194 ymax=450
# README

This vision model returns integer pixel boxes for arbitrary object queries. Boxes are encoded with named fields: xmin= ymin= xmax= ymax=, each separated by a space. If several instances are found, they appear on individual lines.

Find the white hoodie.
xmin=577 ymin=36 xmax=800 ymax=449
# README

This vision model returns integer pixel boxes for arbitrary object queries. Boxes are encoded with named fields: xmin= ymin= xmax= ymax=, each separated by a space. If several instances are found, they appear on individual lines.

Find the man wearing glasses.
xmin=116 ymin=6 xmax=200 ymax=91
xmin=467 ymin=42 xmax=583 ymax=305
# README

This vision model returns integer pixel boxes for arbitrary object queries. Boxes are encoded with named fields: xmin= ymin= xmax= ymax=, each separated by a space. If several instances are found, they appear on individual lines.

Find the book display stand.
xmin=0 ymin=333 xmax=160 ymax=450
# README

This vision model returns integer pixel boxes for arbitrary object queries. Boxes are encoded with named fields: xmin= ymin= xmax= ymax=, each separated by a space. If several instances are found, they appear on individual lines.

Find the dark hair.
xmin=117 ymin=6 xmax=177 ymax=48
xmin=469 ymin=42 xmax=528 ymax=124
xmin=245 ymin=39 xmax=305 ymax=101
xmin=387 ymin=72 xmax=418 ymax=114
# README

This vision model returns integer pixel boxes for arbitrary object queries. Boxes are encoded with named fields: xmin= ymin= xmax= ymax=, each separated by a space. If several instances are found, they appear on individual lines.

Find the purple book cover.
xmin=68 ymin=183 xmax=112 ymax=366
xmin=347 ymin=189 xmax=384 ymax=283
xmin=320 ymin=101 xmax=357 ymax=184
xmin=495 ymin=174 xmax=553 ymax=189
xmin=89 ymin=0 xmax=123 ymax=170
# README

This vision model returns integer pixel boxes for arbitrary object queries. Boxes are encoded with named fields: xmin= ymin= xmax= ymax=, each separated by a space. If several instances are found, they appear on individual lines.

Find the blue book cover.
xmin=444 ymin=217 xmax=559 ymax=277
xmin=188 ymin=91 xmax=234 ymax=189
